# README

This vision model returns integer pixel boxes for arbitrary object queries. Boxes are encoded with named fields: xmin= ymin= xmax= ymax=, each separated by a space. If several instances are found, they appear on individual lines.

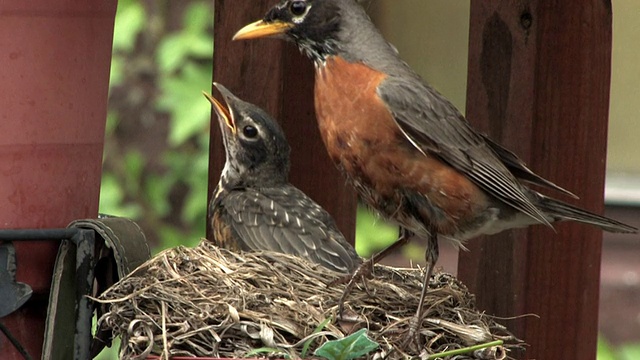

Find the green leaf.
xmin=157 ymin=33 xmax=212 ymax=73
xmin=301 ymin=317 xmax=333 ymax=358
xmin=597 ymin=337 xmax=616 ymax=360
xmin=144 ymin=174 xmax=175 ymax=217
xmin=155 ymin=225 xmax=186 ymax=252
xmin=156 ymin=35 xmax=189 ymax=74
xmin=157 ymin=62 xmax=212 ymax=146
xmin=314 ymin=328 xmax=378 ymax=360
xmin=183 ymin=2 xmax=213 ymax=34
xmin=403 ymin=242 xmax=426 ymax=262
xmin=99 ymin=173 xmax=123 ymax=210
xmin=156 ymin=2 xmax=213 ymax=74
xmin=105 ymin=111 xmax=120 ymax=136
xmin=112 ymin=0 xmax=146 ymax=52
xmin=184 ymin=32 xmax=214 ymax=58
xmin=355 ymin=206 xmax=398 ymax=257
xmin=182 ymin=185 xmax=208 ymax=225
xmin=99 ymin=174 xmax=142 ymax=218
xmin=619 ymin=343 xmax=640 ymax=360
xmin=109 ymin=56 xmax=124 ymax=88
xmin=180 ymin=151 xmax=210 ymax=221
xmin=123 ymin=150 xmax=145 ymax=194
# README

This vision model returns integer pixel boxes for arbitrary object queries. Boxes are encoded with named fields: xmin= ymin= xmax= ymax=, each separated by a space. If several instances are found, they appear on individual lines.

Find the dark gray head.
xmin=232 ymin=0 xmax=397 ymax=66
xmin=204 ymin=83 xmax=290 ymax=188
xmin=263 ymin=0 xmax=342 ymax=61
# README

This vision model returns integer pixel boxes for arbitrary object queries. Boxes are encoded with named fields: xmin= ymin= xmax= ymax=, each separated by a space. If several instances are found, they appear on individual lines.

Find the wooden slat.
xmin=208 ymin=0 xmax=357 ymax=244
xmin=459 ymin=1 xmax=612 ymax=359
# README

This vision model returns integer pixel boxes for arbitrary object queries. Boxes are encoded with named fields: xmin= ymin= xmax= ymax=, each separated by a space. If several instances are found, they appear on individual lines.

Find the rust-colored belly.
xmin=210 ymin=206 xmax=241 ymax=251
xmin=314 ymin=57 xmax=487 ymax=235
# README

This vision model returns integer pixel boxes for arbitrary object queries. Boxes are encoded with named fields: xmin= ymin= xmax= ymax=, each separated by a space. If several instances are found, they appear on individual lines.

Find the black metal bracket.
xmin=0 ymin=228 xmax=96 ymax=360
xmin=0 ymin=242 xmax=32 ymax=318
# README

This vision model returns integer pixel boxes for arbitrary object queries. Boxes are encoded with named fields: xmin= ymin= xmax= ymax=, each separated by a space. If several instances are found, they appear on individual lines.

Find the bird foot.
xmin=329 ymin=259 xmax=375 ymax=316
xmin=399 ymin=314 xmax=423 ymax=353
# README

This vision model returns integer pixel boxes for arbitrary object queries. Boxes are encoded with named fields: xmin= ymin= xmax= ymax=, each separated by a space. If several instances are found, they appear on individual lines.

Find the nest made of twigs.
xmin=95 ymin=240 xmax=522 ymax=359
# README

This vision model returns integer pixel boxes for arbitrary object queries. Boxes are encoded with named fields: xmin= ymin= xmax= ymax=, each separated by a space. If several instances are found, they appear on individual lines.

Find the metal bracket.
xmin=0 ymin=217 xmax=150 ymax=360
xmin=0 ymin=242 xmax=33 ymax=318
xmin=0 ymin=228 xmax=94 ymax=360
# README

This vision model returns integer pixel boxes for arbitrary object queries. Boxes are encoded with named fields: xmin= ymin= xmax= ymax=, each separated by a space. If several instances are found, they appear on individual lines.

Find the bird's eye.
xmin=289 ymin=1 xmax=307 ymax=16
xmin=242 ymin=125 xmax=258 ymax=138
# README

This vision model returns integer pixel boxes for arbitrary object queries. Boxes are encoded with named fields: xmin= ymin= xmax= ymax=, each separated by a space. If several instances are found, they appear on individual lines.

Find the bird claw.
xmin=329 ymin=260 xmax=375 ymax=316
xmin=399 ymin=315 xmax=423 ymax=353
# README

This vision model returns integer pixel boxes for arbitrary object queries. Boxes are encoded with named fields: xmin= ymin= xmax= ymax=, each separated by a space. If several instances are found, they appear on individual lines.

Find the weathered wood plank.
xmin=459 ymin=2 xmax=612 ymax=359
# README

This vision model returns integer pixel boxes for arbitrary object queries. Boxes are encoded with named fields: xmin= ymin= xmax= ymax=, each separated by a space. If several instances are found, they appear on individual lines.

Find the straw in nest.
xmin=95 ymin=240 xmax=522 ymax=359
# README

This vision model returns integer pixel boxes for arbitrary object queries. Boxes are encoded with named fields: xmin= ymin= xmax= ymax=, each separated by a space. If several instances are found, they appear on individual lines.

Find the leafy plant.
xmin=100 ymin=0 xmax=213 ymax=251
xmin=355 ymin=206 xmax=398 ymax=257
xmin=301 ymin=317 xmax=333 ymax=358
xmin=598 ymin=337 xmax=640 ymax=360
xmin=618 ymin=344 xmax=640 ymax=360
xmin=314 ymin=328 xmax=379 ymax=360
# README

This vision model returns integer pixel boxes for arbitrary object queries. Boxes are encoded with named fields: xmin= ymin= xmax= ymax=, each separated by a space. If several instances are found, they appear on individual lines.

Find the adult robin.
xmin=204 ymin=82 xmax=361 ymax=274
xmin=232 ymin=0 xmax=638 ymax=344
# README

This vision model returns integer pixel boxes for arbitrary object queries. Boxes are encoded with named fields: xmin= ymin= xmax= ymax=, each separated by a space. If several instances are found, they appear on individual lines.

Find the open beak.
xmin=233 ymin=20 xmax=293 ymax=40
xmin=203 ymin=88 xmax=235 ymax=134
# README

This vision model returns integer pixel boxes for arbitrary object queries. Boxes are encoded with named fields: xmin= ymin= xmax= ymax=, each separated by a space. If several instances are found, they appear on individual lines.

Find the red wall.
xmin=0 ymin=1 xmax=117 ymax=358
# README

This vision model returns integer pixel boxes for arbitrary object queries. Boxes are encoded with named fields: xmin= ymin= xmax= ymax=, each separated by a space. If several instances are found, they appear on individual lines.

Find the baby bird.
xmin=205 ymin=83 xmax=361 ymax=274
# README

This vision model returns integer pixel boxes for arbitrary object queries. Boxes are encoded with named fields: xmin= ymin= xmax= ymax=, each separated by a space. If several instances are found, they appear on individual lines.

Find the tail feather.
xmin=538 ymin=195 xmax=637 ymax=234
xmin=483 ymin=135 xmax=578 ymax=199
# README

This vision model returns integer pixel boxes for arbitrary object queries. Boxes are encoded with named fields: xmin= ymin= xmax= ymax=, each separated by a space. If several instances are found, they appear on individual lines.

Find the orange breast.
xmin=314 ymin=57 xmax=488 ymax=234
xmin=210 ymin=208 xmax=241 ymax=251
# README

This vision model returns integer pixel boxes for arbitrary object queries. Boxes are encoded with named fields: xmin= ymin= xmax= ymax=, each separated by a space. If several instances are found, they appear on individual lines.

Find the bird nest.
xmin=95 ymin=240 xmax=522 ymax=359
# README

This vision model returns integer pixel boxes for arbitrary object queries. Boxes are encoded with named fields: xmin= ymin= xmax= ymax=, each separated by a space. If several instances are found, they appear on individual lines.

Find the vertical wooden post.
xmin=208 ymin=1 xmax=357 ymax=244
xmin=459 ymin=1 xmax=612 ymax=359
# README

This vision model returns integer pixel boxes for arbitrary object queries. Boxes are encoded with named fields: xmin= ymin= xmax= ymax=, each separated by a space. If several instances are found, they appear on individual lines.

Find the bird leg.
xmin=403 ymin=229 xmax=438 ymax=351
xmin=333 ymin=228 xmax=413 ymax=316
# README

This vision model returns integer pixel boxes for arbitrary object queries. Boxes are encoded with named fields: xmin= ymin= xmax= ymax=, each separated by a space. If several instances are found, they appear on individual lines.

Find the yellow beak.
xmin=233 ymin=20 xmax=293 ymax=40
xmin=203 ymin=91 xmax=235 ymax=134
